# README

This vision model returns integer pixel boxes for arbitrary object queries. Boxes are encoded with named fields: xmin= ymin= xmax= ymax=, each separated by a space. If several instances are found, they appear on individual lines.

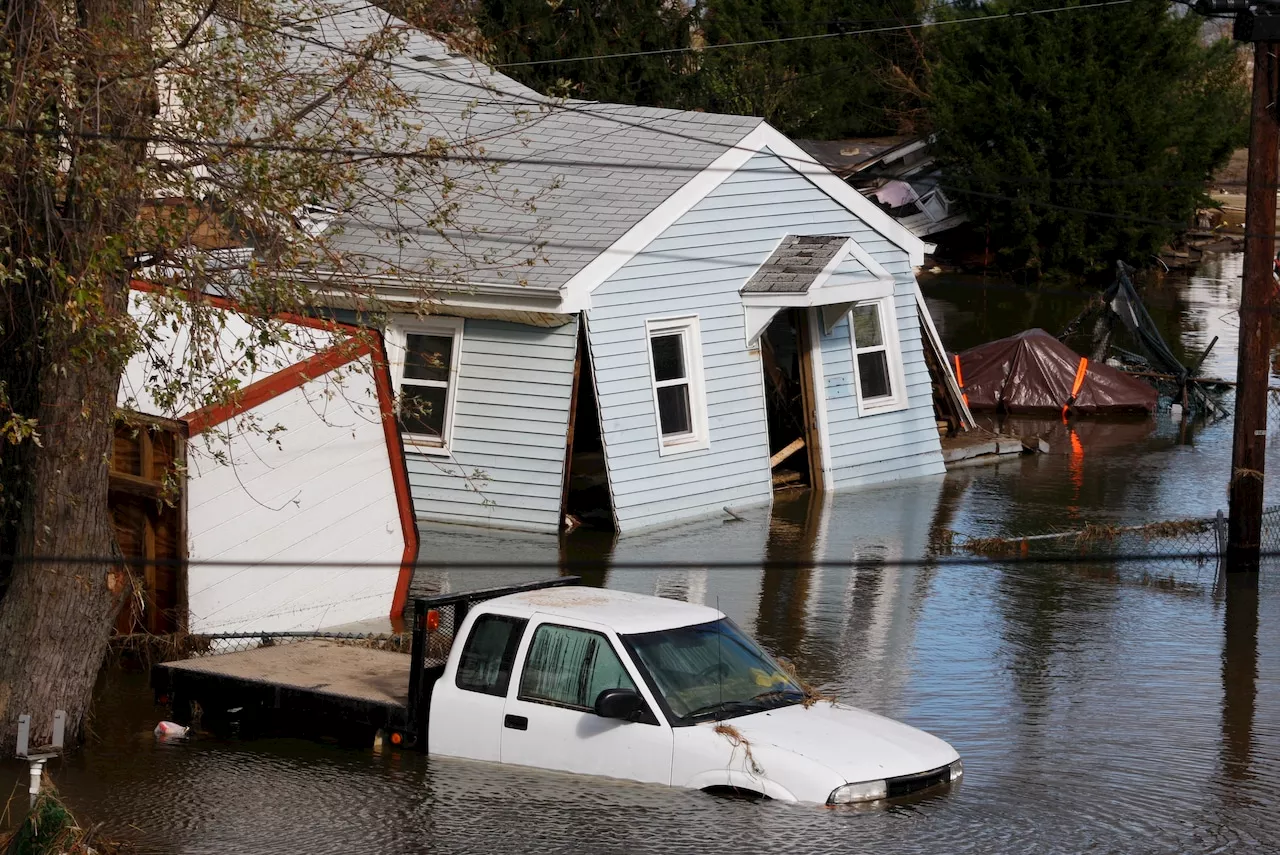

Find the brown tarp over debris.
xmin=954 ymin=329 xmax=1157 ymax=414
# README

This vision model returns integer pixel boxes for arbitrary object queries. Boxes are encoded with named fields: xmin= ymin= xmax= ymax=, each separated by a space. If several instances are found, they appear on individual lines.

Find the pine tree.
xmin=474 ymin=0 xmax=696 ymax=106
xmin=694 ymin=0 xmax=929 ymax=138
xmin=927 ymin=0 xmax=1248 ymax=274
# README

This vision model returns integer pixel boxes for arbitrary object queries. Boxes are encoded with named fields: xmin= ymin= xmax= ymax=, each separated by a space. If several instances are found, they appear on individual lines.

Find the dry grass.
xmin=776 ymin=657 xmax=838 ymax=709
xmin=959 ymin=535 xmax=1027 ymax=557
xmin=106 ymin=632 xmax=214 ymax=670
xmin=958 ymin=516 xmax=1212 ymax=557
xmin=713 ymin=723 xmax=764 ymax=776
xmin=1 ymin=777 xmax=128 ymax=854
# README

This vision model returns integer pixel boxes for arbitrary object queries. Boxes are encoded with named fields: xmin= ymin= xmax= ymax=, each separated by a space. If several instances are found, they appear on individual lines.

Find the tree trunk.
xmin=0 ymin=344 xmax=128 ymax=751
xmin=0 ymin=0 xmax=154 ymax=751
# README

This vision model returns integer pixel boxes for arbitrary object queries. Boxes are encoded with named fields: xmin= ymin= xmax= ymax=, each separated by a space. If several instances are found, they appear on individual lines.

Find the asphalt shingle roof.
xmin=306 ymin=6 xmax=763 ymax=292
xmin=740 ymin=235 xmax=849 ymax=294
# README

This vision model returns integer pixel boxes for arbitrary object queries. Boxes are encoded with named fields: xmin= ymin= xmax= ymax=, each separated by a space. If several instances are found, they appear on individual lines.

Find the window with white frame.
xmin=849 ymin=298 xmax=907 ymax=414
xmin=645 ymin=316 xmax=709 ymax=454
xmin=390 ymin=318 xmax=463 ymax=451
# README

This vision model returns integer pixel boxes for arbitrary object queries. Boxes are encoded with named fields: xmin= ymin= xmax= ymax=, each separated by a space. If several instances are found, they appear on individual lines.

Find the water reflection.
xmin=1221 ymin=572 xmax=1259 ymax=787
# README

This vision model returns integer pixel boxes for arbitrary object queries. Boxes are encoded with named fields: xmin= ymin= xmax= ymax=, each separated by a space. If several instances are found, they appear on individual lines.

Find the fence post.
xmin=1216 ymin=509 xmax=1228 ymax=571
xmin=405 ymin=599 xmax=426 ymax=742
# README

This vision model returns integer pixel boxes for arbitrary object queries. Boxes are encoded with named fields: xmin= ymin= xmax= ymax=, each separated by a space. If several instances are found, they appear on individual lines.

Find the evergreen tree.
xmin=927 ymin=0 xmax=1247 ymax=274
xmin=694 ymin=0 xmax=929 ymax=138
xmin=474 ymin=0 xmax=696 ymax=105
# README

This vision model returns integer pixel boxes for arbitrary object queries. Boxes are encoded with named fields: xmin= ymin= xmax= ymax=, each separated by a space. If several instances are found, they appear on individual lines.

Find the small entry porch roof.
xmin=740 ymin=234 xmax=896 ymax=346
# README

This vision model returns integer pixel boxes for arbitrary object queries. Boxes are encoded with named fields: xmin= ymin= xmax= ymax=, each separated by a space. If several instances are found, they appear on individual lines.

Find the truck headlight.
xmin=948 ymin=759 xmax=963 ymax=781
xmin=828 ymin=779 xmax=887 ymax=804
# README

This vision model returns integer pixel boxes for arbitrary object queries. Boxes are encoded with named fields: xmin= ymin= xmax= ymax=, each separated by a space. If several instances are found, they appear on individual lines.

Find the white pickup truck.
xmin=413 ymin=581 xmax=962 ymax=805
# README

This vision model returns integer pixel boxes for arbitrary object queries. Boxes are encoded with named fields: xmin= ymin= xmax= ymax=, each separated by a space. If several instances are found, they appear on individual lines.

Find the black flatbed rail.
xmin=151 ymin=576 xmax=580 ymax=749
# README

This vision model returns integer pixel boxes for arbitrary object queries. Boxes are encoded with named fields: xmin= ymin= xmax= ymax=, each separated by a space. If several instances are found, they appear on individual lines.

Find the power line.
xmin=0 ymin=123 xmax=1256 ymax=194
xmin=493 ymin=0 xmax=1136 ymax=67
xmin=0 ymin=551 xmax=1246 ymax=569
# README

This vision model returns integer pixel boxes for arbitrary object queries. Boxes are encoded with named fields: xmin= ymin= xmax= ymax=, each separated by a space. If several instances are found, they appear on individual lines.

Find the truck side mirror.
xmin=593 ymin=687 xmax=645 ymax=721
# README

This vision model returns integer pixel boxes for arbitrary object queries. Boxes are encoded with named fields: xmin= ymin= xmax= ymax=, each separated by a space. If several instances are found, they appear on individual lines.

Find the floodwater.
xmin=6 ymin=252 xmax=1280 ymax=854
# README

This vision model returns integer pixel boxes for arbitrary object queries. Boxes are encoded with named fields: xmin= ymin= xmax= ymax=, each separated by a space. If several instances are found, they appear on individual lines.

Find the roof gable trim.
xmin=558 ymin=123 xmax=926 ymax=312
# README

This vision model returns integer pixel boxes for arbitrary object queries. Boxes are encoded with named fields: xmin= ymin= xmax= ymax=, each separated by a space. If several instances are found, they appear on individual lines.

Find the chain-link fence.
xmin=943 ymin=506 xmax=1280 ymax=563
xmin=110 ymin=629 xmax=411 ymax=667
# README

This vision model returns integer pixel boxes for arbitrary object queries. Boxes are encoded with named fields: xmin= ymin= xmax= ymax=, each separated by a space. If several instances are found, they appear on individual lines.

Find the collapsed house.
xmin=953 ymin=329 xmax=1157 ymax=415
xmin=270 ymin=5 xmax=973 ymax=534
xmin=796 ymin=137 xmax=967 ymax=240
xmin=111 ymin=284 xmax=418 ymax=635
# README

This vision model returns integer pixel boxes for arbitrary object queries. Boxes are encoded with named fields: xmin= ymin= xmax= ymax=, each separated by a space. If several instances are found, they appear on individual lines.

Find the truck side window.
xmin=456 ymin=614 xmax=528 ymax=696
xmin=518 ymin=624 xmax=637 ymax=711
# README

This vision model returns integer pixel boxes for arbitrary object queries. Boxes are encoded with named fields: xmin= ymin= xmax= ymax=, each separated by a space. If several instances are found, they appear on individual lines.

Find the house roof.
xmin=306 ymin=6 xmax=762 ymax=293
xmin=794 ymin=137 xmax=915 ymax=178
xmin=740 ymin=235 xmax=849 ymax=294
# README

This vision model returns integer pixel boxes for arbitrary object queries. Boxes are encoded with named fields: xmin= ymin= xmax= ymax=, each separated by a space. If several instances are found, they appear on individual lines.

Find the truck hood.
xmin=727 ymin=701 xmax=959 ymax=783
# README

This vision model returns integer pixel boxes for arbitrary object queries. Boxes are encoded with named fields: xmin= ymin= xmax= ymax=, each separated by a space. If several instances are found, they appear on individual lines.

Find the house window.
xmin=645 ymin=316 xmax=709 ymax=455
xmin=849 ymin=298 xmax=907 ymax=415
xmin=390 ymin=317 xmax=463 ymax=453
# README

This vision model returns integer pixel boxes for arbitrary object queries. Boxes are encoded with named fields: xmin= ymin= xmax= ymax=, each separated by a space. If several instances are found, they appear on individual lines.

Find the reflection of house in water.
xmin=596 ymin=510 xmax=772 ymax=636
xmin=754 ymin=480 xmax=945 ymax=710
xmin=408 ymin=478 xmax=945 ymax=711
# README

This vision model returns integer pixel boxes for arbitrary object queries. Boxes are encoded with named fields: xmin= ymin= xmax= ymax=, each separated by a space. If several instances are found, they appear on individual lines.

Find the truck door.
xmin=500 ymin=620 xmax=673 ymax=785
xmin=427 ymin=612 xmax=528 ymax=762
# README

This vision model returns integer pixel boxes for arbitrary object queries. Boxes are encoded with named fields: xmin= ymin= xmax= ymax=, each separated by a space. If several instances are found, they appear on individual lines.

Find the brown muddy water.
xmin=5 ymin=253 xmax=1280 ymax=854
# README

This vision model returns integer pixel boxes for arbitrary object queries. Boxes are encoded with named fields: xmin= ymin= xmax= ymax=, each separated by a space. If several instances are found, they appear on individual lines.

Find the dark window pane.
xmin=858 ymin=351 xmax=892 ymax=400
xmin=851 ymin=305 xmax=883 ymax=349
xmin=656 ymin=384 xmax=692 ymax=436
xmin=399 ymin=384 xmax=447 ymax=438
xmin=457 ymin=615 xmax=528 ymax=696
xmin=650 ymin=333 xmax=686 ymax=382
xmin=405 ymin=333 xmax=453 ymax=382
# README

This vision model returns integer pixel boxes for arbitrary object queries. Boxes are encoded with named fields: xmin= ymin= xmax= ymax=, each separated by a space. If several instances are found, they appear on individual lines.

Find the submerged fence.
xmin=946 ymin=506 xmax=1280 ymax=564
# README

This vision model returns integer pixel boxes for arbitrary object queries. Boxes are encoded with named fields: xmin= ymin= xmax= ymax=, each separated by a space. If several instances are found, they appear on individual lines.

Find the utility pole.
xmin=1198 ymin=1 xmax=1280 ymax=570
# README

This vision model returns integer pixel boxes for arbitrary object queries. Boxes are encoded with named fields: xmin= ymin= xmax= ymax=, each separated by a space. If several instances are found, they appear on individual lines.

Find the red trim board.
xmin=182 ymin=339 xmax=373 ymax=434
xmin=371 ymin=332 xmax=421 ymax=621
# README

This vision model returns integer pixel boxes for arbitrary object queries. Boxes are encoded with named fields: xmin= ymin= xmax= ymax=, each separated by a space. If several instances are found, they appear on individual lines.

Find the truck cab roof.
xmin=483 ymin=586 xmax=725 ymax=635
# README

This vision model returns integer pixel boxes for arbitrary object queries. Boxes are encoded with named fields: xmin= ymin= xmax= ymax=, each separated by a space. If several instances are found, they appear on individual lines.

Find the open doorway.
xmin=760 ymin=308 xmax=822 ymax=491
xmin=562 ymin=320 xmax=615 ymax=532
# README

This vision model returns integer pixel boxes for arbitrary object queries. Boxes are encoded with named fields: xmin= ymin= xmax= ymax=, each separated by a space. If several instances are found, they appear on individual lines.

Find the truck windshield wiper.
xmin=749 ymin=689 xmax=805 ymax=706
xmin=685 ymin=699 xmax=762 ymax=720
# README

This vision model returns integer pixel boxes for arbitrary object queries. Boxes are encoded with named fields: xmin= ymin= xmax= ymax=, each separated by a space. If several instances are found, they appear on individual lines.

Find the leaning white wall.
xmin=120 ymin=291 xmax=404 ymax=633
xmin=181 ymin=355 xmax=403 ymax=633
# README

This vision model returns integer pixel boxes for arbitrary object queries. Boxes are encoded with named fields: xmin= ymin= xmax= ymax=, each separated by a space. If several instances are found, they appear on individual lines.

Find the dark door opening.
xmin=562 ymin=319 xmax=615 ymax=531
xmin=761 ymin=308 xmax=822 ymax=491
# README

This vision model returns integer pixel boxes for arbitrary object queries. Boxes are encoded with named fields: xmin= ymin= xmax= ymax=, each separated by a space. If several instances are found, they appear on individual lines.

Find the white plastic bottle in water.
xmin=154 ymin=721 xmax=189 ymax=738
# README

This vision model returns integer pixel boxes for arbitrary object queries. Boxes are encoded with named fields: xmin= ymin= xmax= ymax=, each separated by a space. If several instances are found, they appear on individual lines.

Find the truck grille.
xmin=886 ymin=764 xmax=952 ymax=798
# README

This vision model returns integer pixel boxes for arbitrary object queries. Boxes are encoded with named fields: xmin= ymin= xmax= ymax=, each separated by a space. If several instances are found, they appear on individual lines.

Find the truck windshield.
xmin=622 ymin=619 xmax=804 ymax=723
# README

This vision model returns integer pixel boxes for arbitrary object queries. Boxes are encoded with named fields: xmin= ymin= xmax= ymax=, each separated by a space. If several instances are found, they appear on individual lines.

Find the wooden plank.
xmin=108 ymin=471 xmax=164 ymax=499
xmin=160 ymin=640 xmax=410 ymax=708
xmin=770 ymin=437 xmax=806 ymax=469
xmin=796 ymin=308 xmax=823 ymax=491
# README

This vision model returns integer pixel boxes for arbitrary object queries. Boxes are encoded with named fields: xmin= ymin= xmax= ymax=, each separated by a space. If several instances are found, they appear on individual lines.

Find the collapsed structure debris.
xmin=1059 ymin=261 xmax=1230 ymax=417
